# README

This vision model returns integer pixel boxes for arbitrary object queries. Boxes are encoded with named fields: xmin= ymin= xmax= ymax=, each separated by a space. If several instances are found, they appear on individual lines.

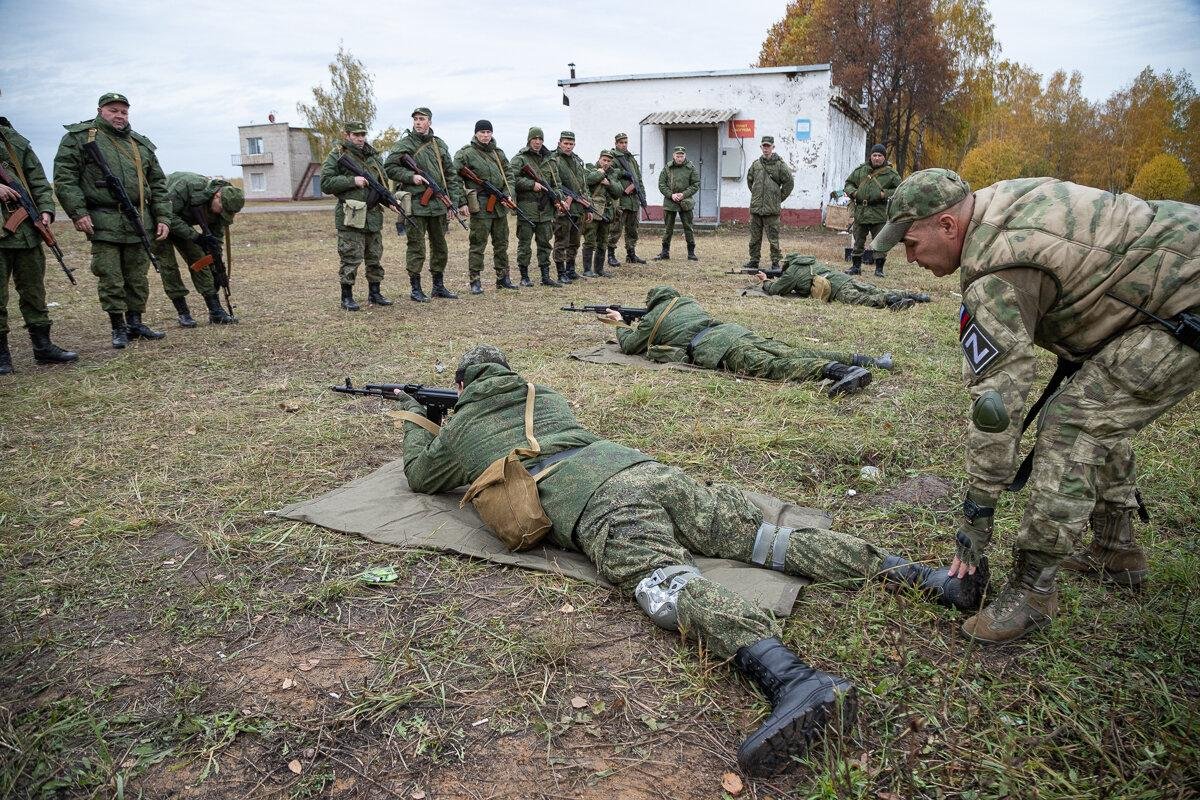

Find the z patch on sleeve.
xmin=959 ymin=304 xmax=1005 ymax=375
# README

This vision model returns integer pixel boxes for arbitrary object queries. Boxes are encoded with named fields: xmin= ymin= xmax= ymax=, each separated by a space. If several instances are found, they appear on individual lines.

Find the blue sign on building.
xmin=795 ymin=118 xmax=811 ymax=141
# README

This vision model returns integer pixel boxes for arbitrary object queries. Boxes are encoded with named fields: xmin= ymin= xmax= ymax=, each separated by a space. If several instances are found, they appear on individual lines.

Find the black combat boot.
xmin=851 ymin=353 xmax=894 ymax=371
xmin=556 ymin=262 xmax=572 ymax=285
xmin=109 ymin=312 xmax=129 ymax=349
xmin=822 ymin=363 xmax=871 ymax=396
xmin=126 ymin=312 xmax=165 ymax=340
xmin=540 ymin=264 xmax=561 ymax=287
xmin=581 ymin=248 xmax=597 ymax=277
xmin=409 ymin=273 xmax=429 ymax=303
xmin=606 ymin=247 xmax=620 ymax=268
xmin=686 ymin=242 xmax=699 ymax=261
xmin=566 ymin=260 xmax=580 ymax=281
xmin=874 ymin=257 xmax=886 ymax=278
xmin=204 ymin=293 xmax=238 ymax=324
xmin=845 ymin=256 xmax=862 ymax=276
xmin=653 ymin=244 xmax=670 ymax=261
xmin=368 ymin=282 xmax=393 ymax=306
xmin=171 ymin=297 xmax=197 ymax=328
xmin=431 ymin=274 xmax=458 ymax=299
xmin=28 ymin=325 xmax=78 ymax=365
xmin=469 ymin=277 xmax=484 ymax=295
xmin=904 ymin=291 xmax=932 ymax=303
xmin=518 ymin=266 xmax=534 ymax=288
xmin=0 ymin=334 xmax=12 ymax=374
xmin=497 ymin=274 xmax=518 ymax=290
xmin=742 ymin=258 xmax=760 ymax=270
xmin=734 ymin=637 xmax=857 ymax=777
xmin=341 ymin=283 xmax=360 ymax=311
xmin=878 ymin=555 xmax=990 ymax=612
xmin=594 ymin=248 xmax=608 ymax=277
xmin=626 ymin=249 xmax=647 ymax=264
xmin=885 ymin=293 xmax=916 ymax=311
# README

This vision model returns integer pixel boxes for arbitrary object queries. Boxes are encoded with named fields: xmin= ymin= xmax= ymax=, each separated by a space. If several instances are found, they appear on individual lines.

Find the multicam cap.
xmin=527 ymin=126 xmax=544 ymax=141
xmin=98 ymin=92 xmax=129 ymax=107
xmin=219 ymin=186 xmax=245 ymax=220
xmin=411 ymin=107 xmax=432 ymax=118
xmin=614 ymin=133 xmax=628 ymax=142
xmin=343 ymin=120 xmax=368 ymax=133
xmin=761 ymin=135 xmax=774 ymax=145
xmin=673 ymin=146 xmax=686 ymax=154
xmin=455 ymin=344 xmax=510 ymax=385
xmin=871 ymin=168 xmax=972 ymax=252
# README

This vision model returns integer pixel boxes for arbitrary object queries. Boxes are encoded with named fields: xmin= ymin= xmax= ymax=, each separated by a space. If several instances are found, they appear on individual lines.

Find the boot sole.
xmin=738 ymin=685 xmax=857 ymax=777
xmin=33 ymin=355 xmax=79 ymax=364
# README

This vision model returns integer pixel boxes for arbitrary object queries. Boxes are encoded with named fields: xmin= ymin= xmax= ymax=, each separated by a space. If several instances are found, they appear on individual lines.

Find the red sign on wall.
xmin=728 ymin=119 xmax=756 ymax=139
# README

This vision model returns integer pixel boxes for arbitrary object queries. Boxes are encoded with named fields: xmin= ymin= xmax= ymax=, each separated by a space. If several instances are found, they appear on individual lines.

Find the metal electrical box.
xmin=720 ymin=147 xmax=744 ymax=178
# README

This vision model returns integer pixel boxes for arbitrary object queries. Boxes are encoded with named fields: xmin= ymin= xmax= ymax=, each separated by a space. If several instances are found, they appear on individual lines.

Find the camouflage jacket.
xmin=608 ymin=149 xmax=646 ymax=212
xmin=396 ymin=362 xmax=652 ymax=548
xmin=452 ymin=139 xmax=515 ymax=220
xmin=658 ymin=159 xmax=700 ymax=212
xmin=164 ymin=171 xmax=232 ymax=243
xmin=543 ymin=148 xmax=588 ymax=219
xmin=585 ymin=164 xmax=621 ymax=220
xmin=616 ymin=286 xmax=752 ymax=368
xmin=0 ymin=122 xmax=55 ymax=250
xmin=747 ymin=154 xmax=794 ymax=215
xmin=762 ymin=254 xmax=854 ymax=298
xmin=384 ymin=129 xmax=465 ymax=217
xmin=844 ymin=161 xmax=901 ymax=225
xmin=319 ymin=140 xmax=388 ymax=232
xmin=959 ymin=177 xmax=1200 ymax=495
xmin=510 ymin=144 xmax=555 ymax=224
xmin=53 ymin=116 xmax=170 ymax=245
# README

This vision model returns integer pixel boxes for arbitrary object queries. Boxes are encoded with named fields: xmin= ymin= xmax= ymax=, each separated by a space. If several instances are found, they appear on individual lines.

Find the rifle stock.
xmin=0 ymin=162 xmax=76 ymax=284
xmin=399 ymin=154 xmax=467 ymax=229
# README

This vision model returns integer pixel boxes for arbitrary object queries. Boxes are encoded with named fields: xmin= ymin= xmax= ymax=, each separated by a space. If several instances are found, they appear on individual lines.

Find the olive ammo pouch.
xmin=341 ymin=198 xmax=368 ymax=229
xmin=460 ymin=382 xmax=561 ymax=552
xmin=465 ymin=189 xmax=480 ymax=215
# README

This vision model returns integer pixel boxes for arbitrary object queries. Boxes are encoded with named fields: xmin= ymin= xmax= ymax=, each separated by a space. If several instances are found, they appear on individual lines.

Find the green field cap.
xmin=872 ymin=168 xmax=971 ymax=252
xmin=98 ymin=92 xmax=129 ymax=107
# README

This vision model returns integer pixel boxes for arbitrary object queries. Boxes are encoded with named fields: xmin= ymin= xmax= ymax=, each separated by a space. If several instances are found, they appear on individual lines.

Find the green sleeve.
xmin=142 ymin=150 xmax=171 ymax=225
xmin=657 ymin=167 xmax=669 ymax=197
xmin=319 ymin=150 xmax=357 ymax=196
xmin=397 ymin=395 xmax=472 ymax=493
xmin=501 ymin=153 xmax=516 ymax=194
xmin=745 ymin=161 xmax=756 ymax=189
xmin=20 ymin=142 xmax=56 ymax=218
xmin=443 ymin=143 xmax=466 ymax=207
xmin=165 ymin=184 xmax=197 ymax=241
xmin=384 ymin=142 xmax=417 ymax=186
xmin=52 ymin=135 xmax=87 ymax=221
xmin=683 ymin=165 xmax=700 ymax=198
xmin=512 ymin=155 xmax=536 ymax=192
xmin=778 ymin=163 xmax=794 ymax=202
xmin=843 ymin=166 xmax=860 ymax=198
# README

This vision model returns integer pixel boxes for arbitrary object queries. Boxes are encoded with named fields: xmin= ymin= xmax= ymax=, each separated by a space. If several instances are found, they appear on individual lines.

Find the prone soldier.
xmin=751 ymin=253 xmax=930 ymax=311
xmin=744 ymin=136 xmax=794 ymax=271
xmin=844 ymin=144 xmax=900 ymax=277
xmin=606 ymin=133 xmax=648 ymax=266
xmin=653 ymin=146 xmax=700 ymax=262
xmin=453 ymin=120 xmax=518 ymax=294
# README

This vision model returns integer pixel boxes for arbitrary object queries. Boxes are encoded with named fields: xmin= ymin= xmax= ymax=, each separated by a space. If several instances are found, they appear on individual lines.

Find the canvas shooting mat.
xmin=568 ymin=342 xmax=704 ymax=371
xmin=274 ymin=459 xmax=833 ymax=616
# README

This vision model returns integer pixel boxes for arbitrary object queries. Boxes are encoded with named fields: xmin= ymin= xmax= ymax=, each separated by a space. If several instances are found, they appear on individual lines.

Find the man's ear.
xmin=936 ymin=212 xmax=959 ymax=238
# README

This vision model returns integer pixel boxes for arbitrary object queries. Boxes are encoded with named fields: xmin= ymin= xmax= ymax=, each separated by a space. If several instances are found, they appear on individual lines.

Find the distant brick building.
xmin=558 ymin=65 xmax=868 ymax=226
xmin=233 ymin=122 xmax=323 ymax=200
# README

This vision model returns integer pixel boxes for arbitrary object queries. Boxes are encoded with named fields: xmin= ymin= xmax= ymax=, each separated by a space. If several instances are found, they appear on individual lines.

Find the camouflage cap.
xmin=559 ymin=131 xmax=575 ymax=141
xmin=411 ymin=107 xmax=432 ymax=118
xmin=673 ymin=146 xmax=686 ymax=154
xmin=219 ymin=186 xmax=245 ymax=220
xmin=598 ymin=149 xmax=614 ymax=160
xmin=527 ymin=126 xmax=544 ymax=141
xmin=761 ymin=136 xmax=774 ymax=145
xmin=614 ymin=133 xmax=628 ymax=142
xmin=98 ymin=92 xmax=129 ymax=107
xmin=455 ymin=344 xmax=510 ymax=385
xmin=343 ymin=121 xmax=368 ymax=133
xmin=871 ymin=168 xmax=972 ymax=252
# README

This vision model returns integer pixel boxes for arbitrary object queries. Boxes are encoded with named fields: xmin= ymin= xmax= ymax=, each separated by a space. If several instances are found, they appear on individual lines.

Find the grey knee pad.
xmin=634 ymin=565 xmax=702 ymax=630
xmin=751 ymin=522 xmax=793 ymax=571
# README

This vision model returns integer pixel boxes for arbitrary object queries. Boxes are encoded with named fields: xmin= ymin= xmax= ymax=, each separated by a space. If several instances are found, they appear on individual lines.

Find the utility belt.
xmin=856 ymin=198 xmax=886 ymax=206
xmin=526 ymin=446 xmax=583 ymax=478
xmin=85 ymin=200 xmax=120 ymax=210
xmin=686 ymin=324 xmax=718 ymax=361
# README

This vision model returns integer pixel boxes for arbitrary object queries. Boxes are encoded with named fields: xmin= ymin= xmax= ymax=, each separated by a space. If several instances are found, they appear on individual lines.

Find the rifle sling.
xmin=1006 ymin=357 xmax=1082 ymax=492
xmin=1 ymin=133 xmax=31 ymax=195
xmin=645 ymin=297 xmax=681 ymax=350
xmin=392 ymin=410 xmax=442 ymax=436
xmin=414 ymin=139 xmax=450 ymax=194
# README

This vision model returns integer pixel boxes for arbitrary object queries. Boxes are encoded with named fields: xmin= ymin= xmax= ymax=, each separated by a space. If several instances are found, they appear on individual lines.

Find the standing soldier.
xmin=543 ymin=131 xmax=589 ymax=285
xmin=510 ymin=127 xmax=557 ymax=288
xmin=844 ymin=144 xmax=901 ymax=277
xmin=581 ymin=149 xmax=620 ymax=277
xmin=654 ymin=146 xmax=701 ymax=262
xmin=54 ymin=92 xmax=171 ymax=348
xmin=385 ymin=107 xmax=467 ymax=302
xmin=156 ymin=172 xmax=242 ymax=326
xmin=744 ymin=136 xmax=794 ymax=271
xmin=319 ymin=121 xmax=393 ymax=311
xmin=607 ymin=133 xmax=648 ymax=266
xmin=453 ymin=120 xmax=518 ymax=295
xmin=0 ymin=118 xmax=77 ymax=373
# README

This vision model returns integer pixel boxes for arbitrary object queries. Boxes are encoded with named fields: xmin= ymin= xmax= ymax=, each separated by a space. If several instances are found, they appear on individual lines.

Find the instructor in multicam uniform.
xmin=872 ymin=168 xmax=1200 ymax=644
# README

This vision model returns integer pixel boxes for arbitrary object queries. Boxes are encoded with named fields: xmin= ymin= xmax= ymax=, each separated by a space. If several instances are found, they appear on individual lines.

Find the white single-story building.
xmin=233 ymin=121 xmax=323 ymax=200
xmin=557 ymin=65 xmax=869 ymax=226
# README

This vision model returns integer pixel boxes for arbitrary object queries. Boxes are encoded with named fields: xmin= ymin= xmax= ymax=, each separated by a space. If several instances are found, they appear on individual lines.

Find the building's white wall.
xmin=826 ymin=105 xmax=868 ymax=206
xmin=563 ymin=69 xmax=859 ymax=219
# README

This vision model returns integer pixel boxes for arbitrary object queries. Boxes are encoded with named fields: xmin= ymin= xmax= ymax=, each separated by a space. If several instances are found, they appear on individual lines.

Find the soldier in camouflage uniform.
xmin=0 ymin=118 xmax=77 ymax=373
xmin=155 ymin=171 xmax=242 ymax=326
xmin=509 ymin=127 xmax=557 ymax=288
xmin=385 ymin=108 xmax=467 ymax=302
xmin=453 ymin=120 xmax=518 ymax=295
xmin=319 ymin=121 xmax=393 ymax=311
xmin=606 ymin=133 xmax=648 ymax=266
xmin=543 ymin=131 xmax=589 ymax=284
xmin=844 ymin=144 xmax=901 ymax=278
xmin=874 ymin=168 xmax=1200 ymax=644
xmin=751 ymin=253 xmax=931 ymax=311
xmin=395 ymin=344 xmax=986 ymax=777
xmin=745 ymin=136 xmax=794 ymax=270
xmin=654 ymin=146 xmax=701 ymax=262
xmin=580 ymin=150 xmax=620 ymax=278
xmin=604 ymin=286 xmax=884 ymax=395
xmin=54 ymin=93 xmax=171 ymax=347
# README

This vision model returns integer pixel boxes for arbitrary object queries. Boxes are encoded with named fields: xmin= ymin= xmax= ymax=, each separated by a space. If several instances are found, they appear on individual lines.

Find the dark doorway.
xmin=665 ymin=128 xmax=720 ymax=222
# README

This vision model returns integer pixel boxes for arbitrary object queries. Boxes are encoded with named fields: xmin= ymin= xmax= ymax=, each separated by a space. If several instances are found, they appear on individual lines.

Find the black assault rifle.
xmin=331 ymin=378 xmax=459 ymax=424
xmin=457 ymin=165 xmax=535 ymax=227
xmin=727 ymin=267 xmax=782 ymax=278
xmin=612 ymin=152 xmax=649 ymax=220
xmin=0 ymin=162 xmax=76 ymax=284
xmin=560 ymin=303 xmax=649 ymax=325
xmin=558 ymin=186 xmax=608 ymax=223
xmin=189 ymin=206 xmax=235 ymax=318
xmin=81 ymin=138 xmax=162 ymax=273
xmin=398 ymin=154 xmax=468 ymax=229
xmin=518 ymin=163 xmax=581 ymax=235
xmin=337 ymin=154 xmax=413 ymax=235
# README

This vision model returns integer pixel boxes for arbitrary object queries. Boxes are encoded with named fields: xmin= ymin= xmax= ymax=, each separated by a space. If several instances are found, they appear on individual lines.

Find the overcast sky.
xmin=2 ymin=0 xmax=1197 ymax=178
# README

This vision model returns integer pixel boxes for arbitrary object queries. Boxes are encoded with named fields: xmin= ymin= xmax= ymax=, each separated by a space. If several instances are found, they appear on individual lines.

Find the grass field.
xmin=1 ymin=210 xmax=1197 ymax=800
